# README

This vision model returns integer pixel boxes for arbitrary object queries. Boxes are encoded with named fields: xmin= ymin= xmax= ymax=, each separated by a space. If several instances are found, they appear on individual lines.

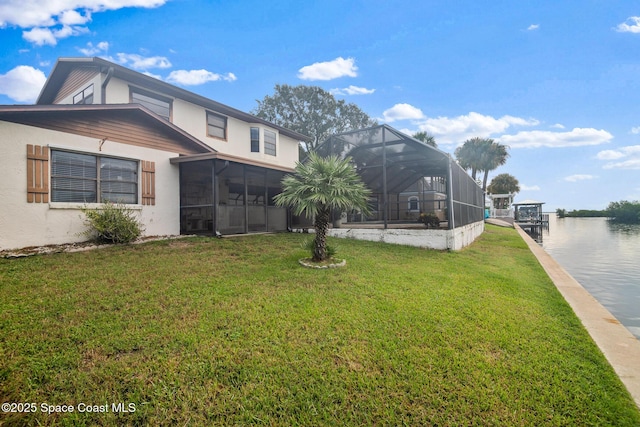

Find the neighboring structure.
xmin=315 ymin=125 xmax=485 ymax=250
xmin=0 ymin=57 xmax=308 ymax=251
xmin=487 ymin=192 xmax=516 ymax=219
xmin=513 ymin=199 xmax=545 ymax=222
xmin=513 ymin=199 xmax=548 ymax=241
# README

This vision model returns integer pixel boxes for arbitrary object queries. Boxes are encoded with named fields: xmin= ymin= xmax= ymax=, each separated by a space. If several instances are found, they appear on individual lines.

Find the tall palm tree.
xmin=455 ymin=137 xmax=509 ymax=191
xmin=454 ymin=137 xmax=486 ymax=180
xmin=274 ymin=152 xmax=371 ymax=262
xmin=479 ymin=142 xmax=509 ymax=191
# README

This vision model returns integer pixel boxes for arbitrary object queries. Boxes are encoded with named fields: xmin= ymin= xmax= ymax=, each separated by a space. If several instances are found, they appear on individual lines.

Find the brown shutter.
xmin=26 ymin=145 xmax=49 ymax=203
xmin=141 ymin=160 xmax=156 ymax=206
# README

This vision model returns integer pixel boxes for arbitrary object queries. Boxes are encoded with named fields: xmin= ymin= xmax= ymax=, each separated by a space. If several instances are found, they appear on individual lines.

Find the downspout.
xmin=101 ymin=66 xmax=114 ymax=104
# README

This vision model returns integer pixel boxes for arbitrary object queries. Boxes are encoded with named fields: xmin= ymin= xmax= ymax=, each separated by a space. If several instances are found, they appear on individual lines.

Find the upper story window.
xmin=207 ymin=112 xmax=227 ymax=140
xmin=250 ymin=127 xmax=260 ymax=152
xmin=131 ymin=88 xmax=172 ymax=121
xmin=73 ymin=84 xmax=94 ymax=104
xmin=51 ymin=150 xmax=138 ymax=204
xmin=264 ymin=130 xmax=276 ymax=156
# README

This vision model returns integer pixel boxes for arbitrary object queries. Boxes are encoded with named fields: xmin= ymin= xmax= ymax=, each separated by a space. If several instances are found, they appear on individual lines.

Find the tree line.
xmin=556 ymin=201 xmax=640 ymax=223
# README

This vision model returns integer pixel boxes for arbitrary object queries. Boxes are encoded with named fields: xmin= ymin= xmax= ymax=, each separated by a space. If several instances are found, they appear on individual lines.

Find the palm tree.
xmin=454 ymin=137 xmax=486 ymax=180
xmin=487 ymin=173 xmax=520 ymax=195
xmin=455 ymin=137 xmax=509 ymax=191
xmin=479 ymin=142 xmax=509 ymax=191
xmin=412 ymin=131 xmax=437 ymax=147
xmin=274 ymin=152 xmax=371 ymax=262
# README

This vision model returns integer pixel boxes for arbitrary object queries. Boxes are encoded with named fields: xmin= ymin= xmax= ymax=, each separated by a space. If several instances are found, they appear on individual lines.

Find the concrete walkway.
xmin=514 ymin=224 xmax=640 ymax=409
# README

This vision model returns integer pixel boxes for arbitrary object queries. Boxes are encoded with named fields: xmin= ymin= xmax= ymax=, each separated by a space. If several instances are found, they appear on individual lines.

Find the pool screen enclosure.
xmin=315 ymin=125 xmax=484 ymax=229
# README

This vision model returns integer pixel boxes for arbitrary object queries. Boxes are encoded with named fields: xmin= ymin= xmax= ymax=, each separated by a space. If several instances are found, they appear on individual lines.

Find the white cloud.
xmin=597 ymin=145 xmax=640 ymax=169
xmin=0 ymin=0 xmax=167 ymax=44
xmin=330 ymin=85 xmax=375 ymax=96
xmin=631 ymin=126 xmax=640 ymax=134
xmin=22 ymin=24 xmax=89 ymax=46
xmin=521 ymin=184 xmax=541 ymax=191
xmin=59 ymin=9 xmax=91 ymax=26
xmin=297 ymin=57 xmax=358 ymax=81
xmin=166 ymin=69 xmax=237 ymax=85
xmin=551 ymin=123 xmax=565 ymax=129
xmin=382 ymin=103 xmax=425 ymax=122
xmin=527 ymin=24 xmax=539 ymax=31
xmin=78 ymin=41 xmax=109 ymax=56
xmin=0 ymin=65 xmax=47 ymax=103
xmin=497 ymin=128 xmax=613 ymax=148
xmin=616 ymin=16 xmax=640 ymax=33
xmin=115 ymin=53 xmax=171 ymax=70
xmin=22 ymin=27 xmax=57 ymax=46
xmin=564 ymin=174 xmax=596 ymax=182
xmin=413 ymin=112 xmax=539 ymax=145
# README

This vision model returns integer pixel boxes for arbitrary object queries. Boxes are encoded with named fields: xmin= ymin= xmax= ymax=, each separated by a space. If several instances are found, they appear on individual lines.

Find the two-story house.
xmin=0 ymin=57 xmax=309 ymax=251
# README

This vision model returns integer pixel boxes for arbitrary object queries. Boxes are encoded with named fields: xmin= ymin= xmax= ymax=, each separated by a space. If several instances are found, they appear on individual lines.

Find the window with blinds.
xmin=51 ymin=150 xmax=138 ymax=204
xmin=250 ymin=127 xmax=260 ymax=152
xmin=131 ymin=89 xmax=172 ymax=121
xmin=264 ymin=130 xmax=276 ymax=156
xmin=207 ymin=112 xmax=227 ymax=140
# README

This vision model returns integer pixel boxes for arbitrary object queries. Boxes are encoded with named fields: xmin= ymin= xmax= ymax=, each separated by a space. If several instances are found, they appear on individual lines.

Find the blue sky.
xmin=1 ymin=0 xmax=640 ymax=210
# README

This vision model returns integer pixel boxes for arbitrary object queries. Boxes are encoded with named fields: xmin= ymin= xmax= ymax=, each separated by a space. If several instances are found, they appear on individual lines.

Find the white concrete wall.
xmin=328 ymin=221 xmax=485 ymax=251
xmin=105 ymin=77 xmax=299 ymax=168
xmin=0 ymin=121 xmax=181 ymax=251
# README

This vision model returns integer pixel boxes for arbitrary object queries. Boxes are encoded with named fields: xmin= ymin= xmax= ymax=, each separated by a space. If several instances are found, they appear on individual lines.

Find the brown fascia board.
xmin=0 ymin=104 xmax=214 ymax=154
xmin=37 ymin=57 xmax=311 ymax=143
xmin=170 ymin=151 xmax=296 ymax=173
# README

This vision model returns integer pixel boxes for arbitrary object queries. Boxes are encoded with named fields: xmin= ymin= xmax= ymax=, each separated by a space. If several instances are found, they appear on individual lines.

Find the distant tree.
xmin=252 ymin=84 xmax=377 ymax=153
xmin=455 ymin=137 xmax=509 ymax=191
xmin=454 ymin=137 xmax=485 ymax=180
xmin=606 ymin=200 xmax=640 ymax=224
xmin=273 ymin=152 xmax=371 ymax=262
xmin=556 ymin=208 xmax=567 ymax=218
xmin=479 ymin=141 xmax=509 ymax=192
xmin=412 ymin=131 xmax=437 ymax=147
xmin=487 ymin=173 xmax=520 ymax=195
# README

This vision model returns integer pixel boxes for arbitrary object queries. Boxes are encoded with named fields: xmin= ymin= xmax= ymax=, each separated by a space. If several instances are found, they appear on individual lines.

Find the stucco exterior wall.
xmin=0 ymin=121 xmax=180 ymax=251
xmin=104 ymin=77 xmax=299 ymax=169
xmin=328 ymin=220 xmax=485 ymax=251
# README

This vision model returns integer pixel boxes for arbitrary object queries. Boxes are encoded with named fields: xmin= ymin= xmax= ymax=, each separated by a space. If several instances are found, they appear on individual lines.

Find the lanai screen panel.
xmin=317 ymin=125 xmax=449 ymax=194
xmin=316 ymin=125 xmax=483 ymax=229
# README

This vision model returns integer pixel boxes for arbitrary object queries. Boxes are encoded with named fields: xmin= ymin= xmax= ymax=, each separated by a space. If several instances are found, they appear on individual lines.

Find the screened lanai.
xmin=315 ymin=125 xmax=484 ymax=230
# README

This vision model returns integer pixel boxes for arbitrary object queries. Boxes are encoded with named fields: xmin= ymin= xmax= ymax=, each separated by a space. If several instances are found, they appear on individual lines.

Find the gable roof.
xmin=0 ymin=104 xmax=214 ymax=155
xmin=37 ymin=57 xmax=310 ymax=142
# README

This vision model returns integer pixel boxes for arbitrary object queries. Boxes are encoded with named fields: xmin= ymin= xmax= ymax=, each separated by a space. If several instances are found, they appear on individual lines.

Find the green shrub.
xmin=82 ymin=202 xmax=144 ymax=244
xmin=418 ymin=212 xmax=440 ymax=228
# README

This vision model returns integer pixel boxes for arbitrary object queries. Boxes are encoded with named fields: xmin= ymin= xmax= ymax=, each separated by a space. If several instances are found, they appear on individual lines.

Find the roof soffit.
xmin=37 ymin=57 xmax=310 ymax=142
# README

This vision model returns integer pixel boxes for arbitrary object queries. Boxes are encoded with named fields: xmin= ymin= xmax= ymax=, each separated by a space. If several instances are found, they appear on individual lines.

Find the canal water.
xmin=541 ymin=214 xmax=640 ymax=341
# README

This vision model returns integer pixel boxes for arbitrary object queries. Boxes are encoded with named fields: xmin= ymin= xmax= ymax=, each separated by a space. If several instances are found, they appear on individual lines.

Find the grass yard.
xmin=1 ymin=225 xmax=639 ymax=426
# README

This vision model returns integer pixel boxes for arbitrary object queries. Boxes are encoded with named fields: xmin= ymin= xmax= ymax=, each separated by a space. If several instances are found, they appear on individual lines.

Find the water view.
xmin=541 ymin=214 xmax=640 ymax=341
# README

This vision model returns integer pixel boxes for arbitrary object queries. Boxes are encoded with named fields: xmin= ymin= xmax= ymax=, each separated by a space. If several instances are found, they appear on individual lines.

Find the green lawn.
xmin=1 ymin=225 xmax=639 ymax=426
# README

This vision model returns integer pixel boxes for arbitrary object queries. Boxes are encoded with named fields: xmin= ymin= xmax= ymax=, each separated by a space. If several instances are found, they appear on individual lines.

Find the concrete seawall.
xmin=514 ymin=223 xmax=640 ymax=409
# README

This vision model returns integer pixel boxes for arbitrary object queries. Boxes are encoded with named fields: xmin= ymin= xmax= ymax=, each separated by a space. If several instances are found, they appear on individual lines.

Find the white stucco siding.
xmin=105 ymin=78 xmax=300 ymax=169
xmin=104 ymin=77 xmax=131 ymax=104
xmin=172 ymin=98 xmax=299 ymax=169
xmin=0 ymin=121 xmax=181 ymax=251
